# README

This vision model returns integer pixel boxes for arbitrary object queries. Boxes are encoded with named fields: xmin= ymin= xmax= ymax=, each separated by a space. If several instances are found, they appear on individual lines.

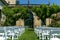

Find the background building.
xmin=5 ymin=0 xmax=20 ymax=5
xmin=5 ymin=0 xmax=16 ymax=4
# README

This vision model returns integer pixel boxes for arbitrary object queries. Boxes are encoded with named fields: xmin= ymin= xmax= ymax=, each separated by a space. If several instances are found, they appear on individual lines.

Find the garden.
xmin=2 ymin=4 xmax=60 ymax=27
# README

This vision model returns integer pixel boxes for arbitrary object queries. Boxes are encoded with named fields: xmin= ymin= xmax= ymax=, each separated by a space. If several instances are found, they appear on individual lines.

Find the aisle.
xmin=18 ymin=28 xmax=39 ymax=40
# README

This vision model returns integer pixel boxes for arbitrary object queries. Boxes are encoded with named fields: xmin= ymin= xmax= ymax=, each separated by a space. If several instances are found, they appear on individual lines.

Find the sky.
xmin=18 ymin=0 xmax=60 ymax=5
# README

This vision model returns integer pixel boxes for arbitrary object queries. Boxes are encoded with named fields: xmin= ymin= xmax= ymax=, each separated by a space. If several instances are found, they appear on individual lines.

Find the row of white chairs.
xmin=34 ymin=27 xmax=60 ymax=40
xmin=0 ymin=26 xmax=25 ymax=40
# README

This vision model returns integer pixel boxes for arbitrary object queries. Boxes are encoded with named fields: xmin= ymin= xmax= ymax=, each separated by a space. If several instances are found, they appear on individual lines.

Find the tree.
xmin=2 ymin=6 xmax=30 ymax=26
xmin=2 ymin=6 xmax=15 ymax=26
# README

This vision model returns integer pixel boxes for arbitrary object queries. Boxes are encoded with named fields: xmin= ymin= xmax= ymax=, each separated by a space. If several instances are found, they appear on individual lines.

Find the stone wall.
xmin=16 ymin=19 xmax=24 ymax=26
xmin=34 ymin=16 xmax=42 ymax=27
xmin=46 ymin=18 xmax=52 ymax=26
xmin=0 ymin=14 xmax=6 ymax=26
xmin=32 ymin=12 xmax=42 ymax=27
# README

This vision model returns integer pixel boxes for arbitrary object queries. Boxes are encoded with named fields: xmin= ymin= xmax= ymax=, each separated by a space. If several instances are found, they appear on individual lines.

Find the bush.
xmin=2 ymin=6 xmax=30 ymax=26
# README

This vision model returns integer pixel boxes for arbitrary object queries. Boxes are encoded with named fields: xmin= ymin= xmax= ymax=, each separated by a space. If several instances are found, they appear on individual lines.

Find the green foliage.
xmin=2 ymin=6 xmax=15 ymax=26
xmin=32 ymin=4 xmax=60 ymax=19
xmin=40 ymin=4 xmax=49 ymax=19
xmin=49 ymin=5 xmax=60 ymax=13
xmin=2 ymin=4 xmax=60 ymax=26
xmin=32 ymin=4 xmax=60 ymax=26
xmin=32 ymin=4 xmax=49 ymax=19
xmin=18 ymin=28 xmax=38 ymax=40
xmin=2 ymin=6 xmax=30 ymax=26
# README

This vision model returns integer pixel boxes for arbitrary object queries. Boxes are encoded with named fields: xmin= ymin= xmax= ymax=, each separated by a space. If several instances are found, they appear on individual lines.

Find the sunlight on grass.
xmin=18 ymin=28 xmax=39 ymax=40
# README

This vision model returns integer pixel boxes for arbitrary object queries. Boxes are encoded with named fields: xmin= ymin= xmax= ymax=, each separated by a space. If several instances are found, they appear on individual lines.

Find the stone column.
xmin=32 ymin=12 xmax=42 ymax=27
xmin=46 ymin=18 xmax=52 ymax=27
xmin=16 ymin=19 xmax=24 ymax=27
xmin=0 ymin=14 xmax=6 ymax=26
xmin=34 ymin=16 xmax=42 ymax=27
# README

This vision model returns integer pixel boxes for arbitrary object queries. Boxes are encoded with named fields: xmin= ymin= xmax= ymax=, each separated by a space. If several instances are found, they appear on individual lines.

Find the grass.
xmin=18 ymin=28 xmax=39 ymax=40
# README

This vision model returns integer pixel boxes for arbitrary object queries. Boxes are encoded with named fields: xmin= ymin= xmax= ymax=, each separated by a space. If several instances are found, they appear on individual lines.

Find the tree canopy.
xmin=2 ymin=4 xmax=60 ymax=26
xmin=32 ymin=4 xmax=60 ymax=19
xmin=2 ymin=6 xmax=30 ymax=26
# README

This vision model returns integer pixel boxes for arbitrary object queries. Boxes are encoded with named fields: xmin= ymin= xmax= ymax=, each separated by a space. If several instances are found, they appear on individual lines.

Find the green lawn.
xmin=18 ymin=28 xmax=39 ymax=40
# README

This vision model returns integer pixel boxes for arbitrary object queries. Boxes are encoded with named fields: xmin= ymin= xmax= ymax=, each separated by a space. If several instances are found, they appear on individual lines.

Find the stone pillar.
xmin=32 ymin=12 xmax=42 ymax=27
xmin=46 ymin=18 xmax=52 ymax=27
xmin=16 ymin=21 xmax=20 ymax=26
xmin=0 ymin=14 xmax=6 ymax=26
xmin=34 ymin=16 xmax=42 ymax=27
xmin=16 ymin=19 xmax=24 ymax=27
